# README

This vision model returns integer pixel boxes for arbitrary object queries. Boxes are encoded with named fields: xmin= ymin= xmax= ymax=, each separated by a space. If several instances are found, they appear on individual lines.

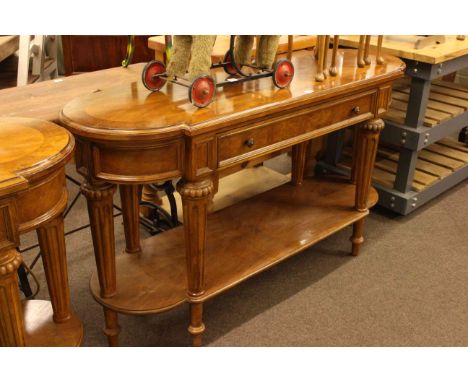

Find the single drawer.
xmin=217 ymin=91 xmax=375 ymax=168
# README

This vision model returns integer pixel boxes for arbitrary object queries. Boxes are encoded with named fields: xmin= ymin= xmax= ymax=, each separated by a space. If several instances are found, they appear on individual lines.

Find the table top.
xmin=340 ymin=35 xmax=468 ymax=65
xmin=0 ymin=117 xmax=74 ymax=196
xmin=0 ymin=63 xmax=146 ymax=122
xmin=60 ymin=49 xmax=404 ymax=142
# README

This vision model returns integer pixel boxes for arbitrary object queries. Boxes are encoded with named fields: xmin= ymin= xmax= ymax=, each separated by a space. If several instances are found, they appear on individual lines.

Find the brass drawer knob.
xmin=352 ymin=106 xmax=360 ymax=114
xmin=245 ymin=138 xmax=255 ymax=148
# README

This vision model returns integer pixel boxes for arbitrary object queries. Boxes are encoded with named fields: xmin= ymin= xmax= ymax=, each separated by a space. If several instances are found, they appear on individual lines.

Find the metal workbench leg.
xmin=405 ymin=76 xmax=432 ymax=127
xmin=394 ymin=148 xmax=419 ymax=193
xmin=393 ymin=75 xmax=432 ymax=193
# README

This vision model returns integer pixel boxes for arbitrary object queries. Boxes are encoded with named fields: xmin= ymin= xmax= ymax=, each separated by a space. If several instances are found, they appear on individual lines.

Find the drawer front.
xmin=217 ymin=92 xmax=375 ymax=168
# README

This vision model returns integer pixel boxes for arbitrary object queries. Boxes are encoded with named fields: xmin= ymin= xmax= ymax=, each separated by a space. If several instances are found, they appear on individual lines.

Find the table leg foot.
xmin=350 ymin=218 xmax=365 ymax=256
xmin=188 ymin=302 xmax=205 ymax=347
xmin=103 ymin=307 xmax=120 ymax=347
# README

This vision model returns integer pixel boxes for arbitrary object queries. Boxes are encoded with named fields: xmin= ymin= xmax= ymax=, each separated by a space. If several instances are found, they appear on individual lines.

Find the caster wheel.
xmin=142 ymin=60 xmax=167 ymax=91
xmin=223 ymin=50 xmax=241 ymax=75
xmin=272 ymin=59 xmax=294 ymax=88
xmin=189 ymin=76 xmax=216 ymax=108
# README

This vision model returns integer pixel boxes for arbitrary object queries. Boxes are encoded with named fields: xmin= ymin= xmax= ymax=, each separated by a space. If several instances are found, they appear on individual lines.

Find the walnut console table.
xmin=60 ymin=49 xmax=404 ymax=346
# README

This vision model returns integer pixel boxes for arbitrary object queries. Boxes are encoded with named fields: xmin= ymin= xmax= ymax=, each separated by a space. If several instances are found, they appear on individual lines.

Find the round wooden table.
xmin=0 ymin=117 xmax=83 ymax=346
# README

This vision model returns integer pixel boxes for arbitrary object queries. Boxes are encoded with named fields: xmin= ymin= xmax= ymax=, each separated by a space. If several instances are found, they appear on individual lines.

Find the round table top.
xmin=0 ymin=117 xmax=74 ymax=193
xmin=60 ymin=50 xmax=405 ymax=142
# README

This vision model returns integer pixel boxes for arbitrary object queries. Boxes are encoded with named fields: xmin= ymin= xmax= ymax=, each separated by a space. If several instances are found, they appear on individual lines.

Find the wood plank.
xmin=430 ymin=84 xmax=468 ymax=101
xmin=390 ymin=99 xmax=452 ymax=123
xmin=339 ymin=35 xmax=468 ymax=65
xmin=398 ymin=87 xmax=468 ymax=109
xmin=90 ymin=177 xmax=376 ymax=314
xmin=418 ymin=150 xmax=465 ymax=170
xmin=373 ymin=157 xmax=438 ymax=186
xmin=425 ymin=143 xmax=468 ymax=163
xmin=432 ymin=80 xmax=468 ymax=93
xmin=438 ymin=137 xmax=468 ymax=153
xmin=392 ymin=91 xmax=465 ymax=116
xmin=384 ymin=108 xmax=406 ymax=124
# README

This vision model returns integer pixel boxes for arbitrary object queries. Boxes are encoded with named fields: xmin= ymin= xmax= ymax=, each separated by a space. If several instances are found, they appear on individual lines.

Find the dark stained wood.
xmin=62 ymin=49 xmax=404 ymax=346
xmin=0 ymin=117 xmax=83 ymax=346
xmin=62 ymin=36 xmax=153 ymax=76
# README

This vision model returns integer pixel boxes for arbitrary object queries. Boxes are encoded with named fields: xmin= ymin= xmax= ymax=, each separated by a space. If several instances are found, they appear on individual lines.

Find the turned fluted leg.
xmin=350 ymin=119 xmax=385 ymax=256
xmin=291 ymin=142 xmax=308 ymax=186
xmin=36 ymin=215 xmax=71 ymax=323
xmin=119 ymin=184 xmax=141 ymax=254
xmin=0 ymin=248 xmax=25 ymax=346
xmin=81 ymin=179 xmax=120 ymax=346
xmin=177 ymin=178 xmax=213 ymax=347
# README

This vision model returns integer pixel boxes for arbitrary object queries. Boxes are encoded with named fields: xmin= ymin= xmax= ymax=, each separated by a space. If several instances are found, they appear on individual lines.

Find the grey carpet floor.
xmin=19 ymin=160 xmax=468 ymax=346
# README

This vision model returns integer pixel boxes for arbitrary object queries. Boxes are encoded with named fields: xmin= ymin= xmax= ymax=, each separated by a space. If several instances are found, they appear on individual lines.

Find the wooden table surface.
xmin=0 ymin=63 xmax=146 ymax=122
xmin=340 ymin=35 xmax=468 ymax=64
xmin=61 ymin=49 xmax=404 ymax=142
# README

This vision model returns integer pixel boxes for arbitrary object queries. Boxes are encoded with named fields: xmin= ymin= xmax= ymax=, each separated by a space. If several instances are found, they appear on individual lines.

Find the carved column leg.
xmin=291 ymin=141 xmax=308 ymax=186
xmin=0 ymin=248 xmax=25 ymax=346
xmin=177 ymin=179 xmax=213 ymax=347
xmin=119 ymin=184 xmax=141 ymax=254
xmin=36 ymin=215 xmax=71 ymax=323
xmin=350 ymin=119 xmax=385 ymax=256
xmin=81 ymin=179 xmax=120 ymax=346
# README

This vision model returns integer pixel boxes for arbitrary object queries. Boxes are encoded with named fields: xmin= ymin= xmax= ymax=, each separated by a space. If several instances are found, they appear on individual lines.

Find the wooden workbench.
xmin=339 ymin=35 xmax=468 ymax=65
xmin=320 ymin=36 xmax=468 ymax=214
xmin=59 ymin=49 xmax=404 ymax=346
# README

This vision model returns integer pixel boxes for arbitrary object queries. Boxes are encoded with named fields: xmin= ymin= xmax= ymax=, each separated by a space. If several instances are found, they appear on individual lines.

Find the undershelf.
xmin=90 ymin=176 xmax=376 ymax=315
xmin=387 ymin=79 xmax=468 ymax=127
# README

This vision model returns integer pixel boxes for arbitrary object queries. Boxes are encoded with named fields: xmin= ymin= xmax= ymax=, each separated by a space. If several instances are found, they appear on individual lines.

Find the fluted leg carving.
xmin=350 ymin=119 xmax=384 ymax=256
xmin=36 ymin=215 xmax=71 ymax=323
xmin=119 ymin=184 xmax=141 ymax=254
xmin=81 ymin=180 xmax=119 ymax=346
xmin=0 ymin=248 xmax=25 ymax=346
xmin=81 ymin=180 xmax=116 ymax=299
xmin=177 ymin=178 xmax=213 ymax=346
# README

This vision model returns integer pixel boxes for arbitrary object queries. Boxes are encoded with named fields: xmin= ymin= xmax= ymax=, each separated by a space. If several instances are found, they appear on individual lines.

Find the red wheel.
xmin=142 ymin=60 xmax=167 ymax=91
xmin=223 ymin=50 xmax=239 ymax=75
xmin=272 ymin=59 xmax=294 ymax=88
xmin=188 ymin=76 xmax=216 ymax=108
